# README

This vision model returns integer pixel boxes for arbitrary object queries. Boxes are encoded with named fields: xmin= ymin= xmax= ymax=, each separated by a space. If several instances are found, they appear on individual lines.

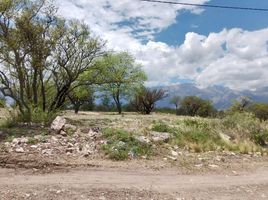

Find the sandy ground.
xmin=1 ymin=166 xmax=268 ymax=200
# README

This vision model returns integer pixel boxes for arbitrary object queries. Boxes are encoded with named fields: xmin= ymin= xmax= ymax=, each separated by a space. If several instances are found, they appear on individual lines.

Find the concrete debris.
xmin=50 ymin=116 xmax=66 ymax=132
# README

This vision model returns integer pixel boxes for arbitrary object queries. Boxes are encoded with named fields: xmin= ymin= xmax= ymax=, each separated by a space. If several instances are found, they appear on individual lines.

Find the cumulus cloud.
xmin=56 ymin=0 xmax=268 ymax=91
xmin=132 ymin=28 xmax=268 ymax=90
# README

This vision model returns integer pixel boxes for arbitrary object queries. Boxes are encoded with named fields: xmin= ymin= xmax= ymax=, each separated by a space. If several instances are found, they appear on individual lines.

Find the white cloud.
xmin=56 ymin=0 xmax=268 ymax=91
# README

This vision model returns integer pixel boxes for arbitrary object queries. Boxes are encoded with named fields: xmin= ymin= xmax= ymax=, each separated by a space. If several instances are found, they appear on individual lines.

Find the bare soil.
xmin=1 ymin=165 xmax=268 ymax=200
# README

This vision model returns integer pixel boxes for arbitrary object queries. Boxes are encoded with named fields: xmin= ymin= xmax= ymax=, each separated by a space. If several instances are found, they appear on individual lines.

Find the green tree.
xmin=0 ymin=0 xmax=104 ymax=121
xmin=178 ymin=96 xmax=215 ymax=117
xmin=96 ymin=52 xmax=147 ymax=114
xmin=229 ymin=96 xmax=252 ymax=113
xmin=68 ymin=86 xmax=94 ymax=114
xmin=170 ymin=96 xmax=181 ymax=113
xmin=248 ymin=102 xmax=268 ymax=121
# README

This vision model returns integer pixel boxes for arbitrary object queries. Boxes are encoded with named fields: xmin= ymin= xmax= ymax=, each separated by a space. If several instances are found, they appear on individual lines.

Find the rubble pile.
xmin=4 ymin=116 xmax=104 ymax=157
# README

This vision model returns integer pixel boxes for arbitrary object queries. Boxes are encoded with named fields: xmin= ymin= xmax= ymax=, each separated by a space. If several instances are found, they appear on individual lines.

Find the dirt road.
xmin=1 ymin=167 xmax=268 ymax=200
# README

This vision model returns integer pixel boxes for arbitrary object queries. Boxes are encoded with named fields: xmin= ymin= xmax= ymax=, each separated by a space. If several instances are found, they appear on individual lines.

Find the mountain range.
xmin=155 ymin=83 xmax=268 ymax=110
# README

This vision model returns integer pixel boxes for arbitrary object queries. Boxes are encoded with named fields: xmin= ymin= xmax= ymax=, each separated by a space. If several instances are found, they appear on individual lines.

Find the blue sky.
xmin=156 ymin=0 xmax=268 ymax=45
xmin=58 ymin=0 xmax=268 ymax=91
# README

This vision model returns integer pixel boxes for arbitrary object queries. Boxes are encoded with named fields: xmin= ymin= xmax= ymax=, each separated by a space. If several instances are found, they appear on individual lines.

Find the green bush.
xmin=177 ymin=96 xmax=216 ymax=117
xmin=171 ymin=119 xmax=224 ymax=152
xmin=152 ymin=121 xmax=172 ymax=132
xmin=221 ymin=112 xmax=268 ymax=147
xmin=102 ymin=129 xmax=152 ymax=160
xmin=248 ymin=103 xmax=268 ymax=121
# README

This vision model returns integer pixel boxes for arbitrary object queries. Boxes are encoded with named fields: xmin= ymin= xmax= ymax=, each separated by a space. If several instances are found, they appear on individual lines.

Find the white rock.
xmin=30 ymin=145 xmax=38 ymax=149
xmin=50 ymin=116 xmax=66 ymax=132
xmin=20 ymin=138 xmax=28 ymax=144
xmin=12 ymin=138 xmax=19 ymax=144
xmin=135 ymin=136 xmax=150 ymax=144
xmin=167 ymin=156 xmax=177 ymax=161
xmin=195 ymin=164 xmax=203 ymax=168
xmin=4 ymin=142 xmax=10 ymax=146
xmin=209 ymin=164 xmax=219 ymax=168
xmin=15 ymin=147 xmax=24 ymax=153
xmin=42 ymin=149 xmax=52 ymax=155
xmin=151 ymin=132 xmax=170 ymax=142
xmin=171 ymin=150 xmax=178 ymax=157
xmin=51 ymin=136 xmax=58 ymax=142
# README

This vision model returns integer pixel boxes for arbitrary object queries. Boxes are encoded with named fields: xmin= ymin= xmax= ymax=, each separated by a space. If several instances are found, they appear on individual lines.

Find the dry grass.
xmin=64 ymin=111 xmax=268 ymax=154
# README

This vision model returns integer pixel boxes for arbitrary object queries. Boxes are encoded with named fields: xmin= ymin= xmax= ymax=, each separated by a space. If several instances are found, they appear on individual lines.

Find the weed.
xmin=152 ymin=121 xmax=172 ymax=133
xmin=101 ymin=128 xmax=153 ymax=160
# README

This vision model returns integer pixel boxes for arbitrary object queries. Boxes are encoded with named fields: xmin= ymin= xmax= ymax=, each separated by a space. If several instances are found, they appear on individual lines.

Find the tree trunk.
xmin=113 ymin=93 xmax=121 ymax=114
xmin=74 ymin=105 xmax=80 ymax=114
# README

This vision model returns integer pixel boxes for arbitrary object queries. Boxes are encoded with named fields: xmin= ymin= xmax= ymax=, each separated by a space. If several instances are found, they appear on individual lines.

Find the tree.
xmin=170 ymin=96 xmax=181 ymax=113
xmin=229 ymin=96 xmax=252 ymax=113
xmin=178 ymin=96 xmax=215 ymax=117
xmin=131 ymin=88 xmax=167 ymax=114
xmin=68 ymin=86 xmax=94 ymax=114
xmin=96 ymin=52 xmax=147 ymax=114
xmin=0 ymin=0 xmax=104 ymax=121
xmin=248 ymin=103 xmax=268 ymax=121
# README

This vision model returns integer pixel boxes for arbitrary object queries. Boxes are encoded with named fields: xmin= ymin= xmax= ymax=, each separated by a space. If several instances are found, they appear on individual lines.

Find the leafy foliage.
xmin=0 ymin=0 xmax=104 ymax=121
xmin=177 ymin=96 xmax=216 ymax=117
xmin=68 ymin=86 xmax=94 ymax=114
xmin=248 ymin=102 xmax=268 ymax=121
xmin=95 ymin=52 xmax=147 ymax=114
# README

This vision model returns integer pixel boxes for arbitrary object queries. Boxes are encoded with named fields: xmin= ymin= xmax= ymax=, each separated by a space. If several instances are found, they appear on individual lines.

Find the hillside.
xmin=156 ymin=83 xmax=268 ymax=110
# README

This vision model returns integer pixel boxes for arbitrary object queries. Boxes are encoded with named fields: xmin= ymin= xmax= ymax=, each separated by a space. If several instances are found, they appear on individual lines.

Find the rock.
xmin=4 ymin=142 xmax=10 ymax=146
xmin=51 ymin=116 xmax=66 ymax=132
xmin=15 ymin=147 xmax=25 ymax=153
xmin=20 ymin=138 xmax=29 ymax=144
xmin=135 ymin=136 xmax=150 ymax=144
xmin=88 ymin=129 xmax=97 ymax=137
xmin=51 ymin=136 xmax=58 ymax=142
xmin=209 ymin=164 xmax=219 ymax=168
xmin=151 ymin=131 xmax=170 ymax=142
xmin=173 ymin=145 xmax=179 ymax=150
xmin=171 ymin=150 xmax=178 ymax=157
xmin=42 ymin=149 xmax=52 ymax=155
xmin=167 ymin=156 xmax=177 ymax=161
xmin=67 ymin=143 xmax=74 ymax=148
xmin=59 ymin=130 xmax=67 ymax=137
xmin=30 ymin=145 xmax=38 ymax=149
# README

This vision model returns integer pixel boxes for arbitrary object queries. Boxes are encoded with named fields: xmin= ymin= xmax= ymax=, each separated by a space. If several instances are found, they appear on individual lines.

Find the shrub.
xmin=131 ymin=88 xmax=167 ymax=114
xmin=152 ymin=121 xmax=172 ymax=132
xmin=177 ymin=96 xmax=216 ymax=117
xmin=102 ymin=129 xmax=152 ymax=160
xmin=248 ymin=103 xmax=268 ymax=121
xmin=221 ymin=112 xmax=268 ymax=146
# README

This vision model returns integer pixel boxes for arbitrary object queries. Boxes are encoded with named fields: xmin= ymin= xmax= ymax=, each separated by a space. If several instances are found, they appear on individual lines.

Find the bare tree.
xmin=131 ymin=88 xmax=167 ymax=114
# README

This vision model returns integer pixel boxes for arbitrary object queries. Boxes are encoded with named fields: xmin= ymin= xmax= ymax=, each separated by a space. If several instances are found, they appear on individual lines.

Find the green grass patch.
xmin=101 ymin=128 xmax=153 ymax=160
xmin=151 ymin=121 xmax=173 ymax=133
